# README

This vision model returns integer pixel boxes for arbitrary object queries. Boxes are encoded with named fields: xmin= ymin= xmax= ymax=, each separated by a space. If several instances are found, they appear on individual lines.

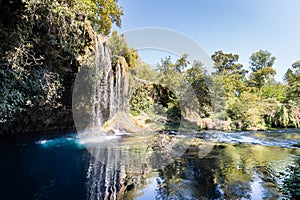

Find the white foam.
xmin=36 ymin=140 xmax=47 ymax=144
xmin=79 ymin=135 xmax=120 ymax=144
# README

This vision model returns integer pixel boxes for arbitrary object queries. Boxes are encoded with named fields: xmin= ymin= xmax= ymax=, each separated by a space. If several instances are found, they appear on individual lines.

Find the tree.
xmin=156 ymin=56 xmax=173 ymax=74
xmin=284 ymin=60 xmax=300 ymax=101
xmin=174 ymin=53 xmax=189 ymax=73
xmin=109 ymin=31 xmax=138 ymax=68
xmin=227 ymin=91 xmax=270 ymax=130
xmin=261 ymin=83 xmax=286 ymax=102
xmin=23 ymin=0 xmax=123 ymax=35
xmin=211 ymin=50 xmax=246 ymax=75
xmin=185 ymin=61 xmax=211 ymax=116
xmin=156 ymin=54 xmax=189 ymax=90
xmin=0 ymin=0 xmax=123 ymax=133
xmin=134 ymin=62 xmax=158 ymax=82
xmin=249 ymin=50 xmax=276 ymax=89
xmin=211 ymin=51 xmax=248 ymax=97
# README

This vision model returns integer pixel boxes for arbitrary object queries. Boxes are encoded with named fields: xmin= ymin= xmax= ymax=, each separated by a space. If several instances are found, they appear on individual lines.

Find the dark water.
xmin=0 ymin=133 xmax=90 ymax=200
xmin=0 ymin=129 xmax=299 ymax=200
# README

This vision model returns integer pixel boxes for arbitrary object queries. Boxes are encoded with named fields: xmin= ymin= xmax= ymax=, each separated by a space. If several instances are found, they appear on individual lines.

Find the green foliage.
xmin=185 ymin=61 xmax=211 ymax=116
xmin=134 ymin=62 xmax=158 ymax=82
xmin=130 ymin=86 xmax=154 ymax=114
xmin=275 ymin=105 xmax=289 ymax=127
xmin=209 ymin=50 xmax=300 ymax=129
xmin=0 ymin=64 xmax=63 ymax=123
xmin=130 ymin=110 xmax=139 ymax=117
xmin=209 ymin=74 xmax=227 ymax=119
xmin=23 ymin=0 xmax=122 ymax=35
xmin=227 ymin=92 xmax=266 ymax=130
xmin=0 ymin=0 xmax=123 ymax=133
xmin=249 ymin=50 xmax=276 ymax=71
xmin=1 ymin=0 xmax=123 ymax=69
xmin=249 ymin=50 xmax=276 ymax=89
xmin=130 ymin=50 xmax=300 ymax=130
xmin=174 ymin=53 xmax=190 ymax=73
xmin=286 ymin=100 xmax=300 ymax=128
xmin=211 ymin=51 xmax=248 ymax=98
xmin=131 ymin=56 xmax=186 ymax=124
xmin=261 ymin=83 xmax=286 ymax=102
xmin=130 ymin=83 xmax=177 ymax=116
xmin=212 ymin=50 xmax=246 ymax=76
xmin=280 ymin=158 xmax=300 ymax=199
xmin=284 ymin=61 xmax=300 ymax=101
xmin=109 ymin=31 xmax=138 ymax=68
xmin=260 ymin=98 xmax=280 ymax=127
xmin=156 ymin=53 xmax=190 ymax=74
xmin=226 ymin=90 xmax=299 ymax=129
xmin=166 ymin=103 xmax=181 ymax=122
xmin=156 ymin=55 xmax=189 ymax=90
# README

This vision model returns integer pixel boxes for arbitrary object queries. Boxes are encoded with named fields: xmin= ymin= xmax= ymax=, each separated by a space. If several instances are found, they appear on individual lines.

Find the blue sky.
xmin=112 ymin=0 xmax=300 ymax=81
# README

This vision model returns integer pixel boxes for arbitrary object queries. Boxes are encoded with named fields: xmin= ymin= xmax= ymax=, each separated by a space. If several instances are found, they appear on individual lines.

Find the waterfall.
xmin=92 ymin=35 xmax=113 ymax=127
xmin=81 ymin=35 xmax=133 ymax=200
xmin=92 ymin=35 xmax=129 ymax=128
xmin=72 ymin=34 xmax=131 ymax=133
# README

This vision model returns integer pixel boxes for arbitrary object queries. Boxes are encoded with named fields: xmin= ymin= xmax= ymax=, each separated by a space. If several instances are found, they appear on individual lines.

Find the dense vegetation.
xmin=212 ymin=50 xmax=300 ymax=130
xmin=0 ymin=0 xmax=123 ymax=133
xmin=132 ymin=50 xmax=300 ymax=130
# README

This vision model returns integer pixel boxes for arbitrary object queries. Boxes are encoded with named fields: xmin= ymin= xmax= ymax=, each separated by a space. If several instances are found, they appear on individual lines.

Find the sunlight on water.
xmin=35 ymin=135 xmax=84 ymax=148
xmin=250 ymin=173 xmax=264 ymax=200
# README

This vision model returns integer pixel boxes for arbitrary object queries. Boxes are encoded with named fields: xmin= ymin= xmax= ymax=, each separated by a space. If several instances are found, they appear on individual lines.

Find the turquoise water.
xmin=0 ymin=133 xmax=90 ymax=199
xmin=0 ymin=129 xmax=299 ymax=199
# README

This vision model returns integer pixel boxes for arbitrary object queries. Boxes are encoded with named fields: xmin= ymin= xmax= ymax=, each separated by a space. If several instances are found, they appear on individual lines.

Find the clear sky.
xmin=112 ymin=0 xmax=300 ymax=81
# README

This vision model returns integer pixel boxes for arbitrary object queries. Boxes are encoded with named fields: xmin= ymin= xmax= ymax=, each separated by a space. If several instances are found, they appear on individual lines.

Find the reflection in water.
xmin=82 ymin=131 xmax=201 ymax=199
xmin=84 ymin=136 xmax=150 ymax=200
xmin=82 ymin=130 xmax=300 ymax=200
xmin=86 ymin=147 xmax=124 ymax=200
xmin=125 ymin=144 xmax=299 ymax=200
xmin=0 ymin=130 xmax=298 ymax=199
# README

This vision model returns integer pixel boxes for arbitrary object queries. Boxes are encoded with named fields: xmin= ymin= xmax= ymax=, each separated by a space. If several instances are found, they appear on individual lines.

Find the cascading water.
xmin=92 ymin=35 xmax=130 ymax=128
xmin=82 ymin=35 xmax=131 ymax=200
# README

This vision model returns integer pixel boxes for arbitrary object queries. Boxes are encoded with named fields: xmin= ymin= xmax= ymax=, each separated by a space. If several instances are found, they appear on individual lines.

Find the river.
xmin=0 ymin=129 xmax=299 ymax=199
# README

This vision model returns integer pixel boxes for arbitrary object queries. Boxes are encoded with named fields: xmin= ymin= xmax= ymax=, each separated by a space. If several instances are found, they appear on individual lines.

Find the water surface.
xmin=0 ymin=129 xmax=299 ymax=199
